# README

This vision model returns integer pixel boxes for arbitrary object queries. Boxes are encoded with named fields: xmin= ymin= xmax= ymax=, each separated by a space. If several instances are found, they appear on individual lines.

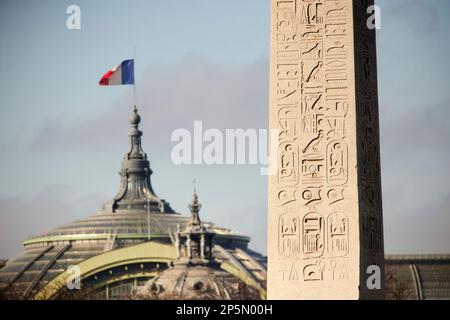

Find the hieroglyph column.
xmin=268 ymin=0 xmax=385 ymax=299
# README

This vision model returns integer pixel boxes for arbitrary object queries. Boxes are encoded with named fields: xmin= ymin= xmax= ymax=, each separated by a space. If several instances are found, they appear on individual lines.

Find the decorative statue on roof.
xmin=136 ymin=190 xmax=261 ymax=300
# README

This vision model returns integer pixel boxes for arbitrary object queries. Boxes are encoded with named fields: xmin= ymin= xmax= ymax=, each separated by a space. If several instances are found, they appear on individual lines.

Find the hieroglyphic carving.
xmin=302 ymin=212 xmax=325 ymax=257
xmin=279 ymin=142 xmax=299 ymax=186
xmin=279 ymin=259 xmax=349 ymax=283
xmin=301 ymin=154 xmax=325 ymax=184
xmin=303 ymin=260 xmax=325 ymax=281
xmin=303 ymin=259 xmax=349 ymax=281
xmin=272 ymin=0 xmax=352 ymax=284
xmin=279 ymin=213 xmax=301 ymax=257
xmin=270 ymin=0 xmax=384 ymax=298
xmin=302 ymin=185 xmax=322 ymax=207
xmin=279 ymin=261 xmax=301 ymax=281
xmin=327 ymin=140 xmax=348 ymax=185
xmin=327 ymin=211 xmax=349 ymax=257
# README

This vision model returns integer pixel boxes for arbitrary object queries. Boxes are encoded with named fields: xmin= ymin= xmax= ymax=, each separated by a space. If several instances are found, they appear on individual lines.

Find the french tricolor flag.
xmin=99 ymin=59 xmax=134 ymax=85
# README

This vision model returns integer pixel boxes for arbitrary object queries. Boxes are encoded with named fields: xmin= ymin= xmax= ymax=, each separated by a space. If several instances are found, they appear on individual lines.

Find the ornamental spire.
xmin=107 ymin=106 xmax=174 ymax=214
xmin=127 ymin=105 xmax=146 ymax=160
xmin=188 ymin=180 xmax=202 ymax=226
xmin=173 ymin=188 xmax=215 ymax=266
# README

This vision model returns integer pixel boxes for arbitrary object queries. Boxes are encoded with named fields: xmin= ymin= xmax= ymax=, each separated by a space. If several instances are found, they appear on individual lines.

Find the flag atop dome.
xmin=99 ymin=59 xmax=134 ymax=85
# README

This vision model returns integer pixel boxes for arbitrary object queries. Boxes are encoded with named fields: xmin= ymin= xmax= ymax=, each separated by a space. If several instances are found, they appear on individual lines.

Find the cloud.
xmin=11 ymin=45 xmax=450 ymax=257
xmin=381 ymin=98 xmax=450 ymax=159
xmin=15 ymin=55 xmax=271 ymax=256
xmin=0 ymin=185 xmax=106 ymax=258
xmin=380 ymin=0 xmax=442 ymax=34
xmin=30 ymin=55 xmax=269 ymax=152
xmin=380 ymin=97 xmax=450 ymax=253
xmin=384 ymin=191 xmax=450 ymax=254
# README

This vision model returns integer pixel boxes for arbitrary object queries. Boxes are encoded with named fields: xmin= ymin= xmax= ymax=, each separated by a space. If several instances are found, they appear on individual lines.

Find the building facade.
xmin=385 ymin=255 xmax=450 ymax=300
xmin=0 ymin=106 xmax=448 ymax=300
xmin=0 ymin=107 xmax=267 ymax=300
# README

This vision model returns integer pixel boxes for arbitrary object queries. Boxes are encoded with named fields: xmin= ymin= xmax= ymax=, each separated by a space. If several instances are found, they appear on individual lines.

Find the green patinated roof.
xmin=0 ymin=107 xmax=265 ymax=300
xmin=385 ymin=254 xmax=450 ymax=300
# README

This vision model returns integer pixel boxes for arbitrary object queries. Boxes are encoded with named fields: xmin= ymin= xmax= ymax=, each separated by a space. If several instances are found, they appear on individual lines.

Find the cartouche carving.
xmin=279 ymin=213 xmax=301 ymax=257
xmin=270 ymin=0 xmax=384 ymax=298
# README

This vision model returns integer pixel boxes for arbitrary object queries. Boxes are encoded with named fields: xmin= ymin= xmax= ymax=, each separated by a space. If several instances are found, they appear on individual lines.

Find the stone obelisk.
xmin=268 ymin=0 xmax=385 ymax=299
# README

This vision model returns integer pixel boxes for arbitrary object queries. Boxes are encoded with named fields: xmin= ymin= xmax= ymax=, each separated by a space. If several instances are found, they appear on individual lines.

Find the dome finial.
xmin=129 ymin=105 xmax=141 ymax=126
xmin=110 ymin=105 xmax=175 ymax=214
xmin=188 ymin=181 xmax=201 ymax=226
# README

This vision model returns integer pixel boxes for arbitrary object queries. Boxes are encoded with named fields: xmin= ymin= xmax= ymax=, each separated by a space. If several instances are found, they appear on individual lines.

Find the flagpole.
xmin=133 ymin=46 xmax=137 ymax=107
xmin=133 ymin=46 xmax=150 ymax=240
xmin=133 ymin=81 xmax=136 ymax=107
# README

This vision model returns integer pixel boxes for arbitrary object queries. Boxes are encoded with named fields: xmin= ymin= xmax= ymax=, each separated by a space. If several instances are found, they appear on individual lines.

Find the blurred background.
xmin=0 ymin=0 xmax=449 ymax=258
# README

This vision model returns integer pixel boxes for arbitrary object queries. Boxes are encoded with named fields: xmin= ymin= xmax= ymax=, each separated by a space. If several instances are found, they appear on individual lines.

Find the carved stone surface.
xmin=268 ymin=0 xmax=385 ymax=299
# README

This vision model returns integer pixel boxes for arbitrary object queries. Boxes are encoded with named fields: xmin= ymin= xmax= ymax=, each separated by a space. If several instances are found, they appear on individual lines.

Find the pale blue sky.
xmin=0 ymin=0 xmax=449 ymax=257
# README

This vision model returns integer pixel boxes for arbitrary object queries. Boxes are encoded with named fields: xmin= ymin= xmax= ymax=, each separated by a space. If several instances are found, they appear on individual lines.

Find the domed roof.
xmin=19 ymin=106 xmax=248 ymax=245
xmin=0 ymin=106 xmax=267 ymax=300
xmin=22 ymin=106 xmax=247 ymax=243
xmin=140 ymin=264 xmax=260 ymax=300
xmin=137 ymin=191 xmax=261 ymax=300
